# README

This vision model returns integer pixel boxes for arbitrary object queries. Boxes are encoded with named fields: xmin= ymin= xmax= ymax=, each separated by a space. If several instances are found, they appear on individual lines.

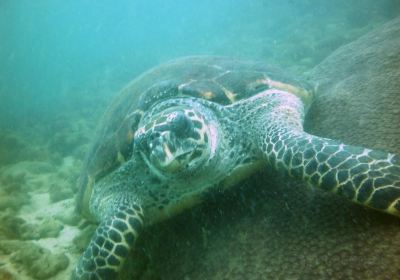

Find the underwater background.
xmin=1 ymin=1 xmax=400 ymax=279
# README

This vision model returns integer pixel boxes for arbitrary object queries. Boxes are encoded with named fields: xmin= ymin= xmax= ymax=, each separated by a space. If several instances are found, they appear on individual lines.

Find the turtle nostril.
xmin=149 ymin=132 xmax=162 ymax=144
xmin=151 ymin=132 xmax=161 ymax=140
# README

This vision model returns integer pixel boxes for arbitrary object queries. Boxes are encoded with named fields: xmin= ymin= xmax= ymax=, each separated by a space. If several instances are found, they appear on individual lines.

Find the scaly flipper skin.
xmin=73 ymin=203 xmax=144 ymax=279
xmin=265 ymin=130 xmax=400 ymax=215
xmin=234 ymin=89 xmax=400 ymax=216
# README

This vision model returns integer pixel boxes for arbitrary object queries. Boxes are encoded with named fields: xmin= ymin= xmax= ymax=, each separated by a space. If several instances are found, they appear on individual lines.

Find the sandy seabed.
xmin=0 ymin=154 xmax=90 ymax=280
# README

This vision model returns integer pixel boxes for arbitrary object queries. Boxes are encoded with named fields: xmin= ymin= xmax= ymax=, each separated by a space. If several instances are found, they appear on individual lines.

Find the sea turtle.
xmin=73 ymin=56 xmax=400 ymax=279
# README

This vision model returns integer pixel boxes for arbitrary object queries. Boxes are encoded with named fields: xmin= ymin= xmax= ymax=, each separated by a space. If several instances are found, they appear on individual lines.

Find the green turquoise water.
xmin=1 ymin=0 xmax=399 ymax=135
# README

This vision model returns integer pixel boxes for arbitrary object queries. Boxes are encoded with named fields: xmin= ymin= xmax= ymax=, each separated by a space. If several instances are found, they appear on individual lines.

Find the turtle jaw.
xmin=147 ymin=132 xmax=206 ymax=173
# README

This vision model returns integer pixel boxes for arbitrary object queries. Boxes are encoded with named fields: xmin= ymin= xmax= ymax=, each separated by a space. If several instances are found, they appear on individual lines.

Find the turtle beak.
xmin=149 ymin=134 xmax=194 ymax=172
xmin=150 ymin=142 xmax=174 ymax=167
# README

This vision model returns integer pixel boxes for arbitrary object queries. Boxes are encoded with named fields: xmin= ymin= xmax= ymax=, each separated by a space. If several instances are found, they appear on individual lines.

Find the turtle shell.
xmin=77 ymin=56 xmax=311 ymax=216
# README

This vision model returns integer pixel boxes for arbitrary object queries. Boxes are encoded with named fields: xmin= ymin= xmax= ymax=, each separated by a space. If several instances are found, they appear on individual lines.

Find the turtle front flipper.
xmin=265 ymin=132 xmax=400 ymax=216
xmin=237 ymin=89 xmax=400 ymax=217
xmin=73 ymin=203 xmax=144 ymax=279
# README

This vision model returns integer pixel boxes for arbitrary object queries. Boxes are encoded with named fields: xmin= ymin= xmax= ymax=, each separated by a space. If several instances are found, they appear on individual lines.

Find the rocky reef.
xmin=0 ymin=138 xmax=82 ymax=279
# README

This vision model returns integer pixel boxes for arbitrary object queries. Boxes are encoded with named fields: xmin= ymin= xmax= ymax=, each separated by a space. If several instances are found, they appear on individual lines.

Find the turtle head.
xmin=134 ymin=104 xmax=217 ymax=176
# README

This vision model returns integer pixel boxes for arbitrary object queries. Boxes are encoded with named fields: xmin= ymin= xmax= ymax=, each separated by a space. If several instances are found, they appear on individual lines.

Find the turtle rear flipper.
xmin=73 ymin=203 xmax=144 ymax=279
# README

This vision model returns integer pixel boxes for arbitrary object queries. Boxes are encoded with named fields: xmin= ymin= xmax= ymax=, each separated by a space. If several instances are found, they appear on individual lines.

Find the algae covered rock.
xmin=0 ymin=157 xmax=78 ymax=213
xmin=0 ymin=166 xmax=31 ymax=211
xmin=0 ymin=160 xmax=55 ymax=193
xmin=0 ymin=188 xmax=30 ymax=211
xmin=49 ymin=181 xmax=74 ymax=203
xmin=305 ymin=16 xmax=400 ymax=154
xmin=0 ymin=131 xmax=56 ymax=166
xmin=36 ymin=217 xmax=64 ymax=239
xmin=0 ymin=240 xmax=69 ymax=279
xmin=0 ymin=212 xmax=63 ymax=240
xmin=47 ymin=117 xmax=93 ymax=157
xmin=0 ymin=268 xmax=17 ymax=280
xmin=54 ymin=200 xmax=81 ymax=226
xmin=0 ymin=211 xmax=32 ymax=240
xmin=49 ymin=156 xmax=82 ymax=200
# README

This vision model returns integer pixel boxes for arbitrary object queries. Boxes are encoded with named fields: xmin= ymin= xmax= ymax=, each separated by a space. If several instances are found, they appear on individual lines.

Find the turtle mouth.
xmin=150 ymin=144 xmax=199 ymax=172
xmin=139 ymin=131 xmax=207 ymax=174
